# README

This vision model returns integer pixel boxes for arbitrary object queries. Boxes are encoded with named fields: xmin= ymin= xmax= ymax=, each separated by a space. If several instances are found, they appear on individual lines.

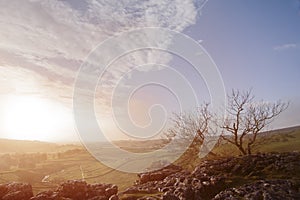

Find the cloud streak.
xmin=273 ymin=43 xmax=297 ymax=51
xmin=0 ymin=0 xmax=207 ymax=100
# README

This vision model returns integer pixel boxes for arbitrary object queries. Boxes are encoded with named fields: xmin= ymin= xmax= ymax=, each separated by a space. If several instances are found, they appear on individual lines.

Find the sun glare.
xmin=2 ymin=96 xmax=70 ymax=141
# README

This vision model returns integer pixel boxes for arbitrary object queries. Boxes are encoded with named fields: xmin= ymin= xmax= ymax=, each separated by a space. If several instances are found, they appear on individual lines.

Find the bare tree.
xmin=165 ymin=103 xmax=218 ymax=161
xmin=221 ymin=89 xmax=288 ymax=155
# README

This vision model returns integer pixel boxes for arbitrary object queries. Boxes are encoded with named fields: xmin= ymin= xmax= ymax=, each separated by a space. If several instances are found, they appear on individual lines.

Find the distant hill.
xmin=213 ymin=125 xmax=300 ymax=156
xmin=0 ymin=139 xmax=81 ymax=153
xmin=1 ymin=125 xmax=299 ymax=154
xmin=113 ymin=125 xmax=300 ymax=152
xmin=261 ymin=125 xmax=300 ymax=135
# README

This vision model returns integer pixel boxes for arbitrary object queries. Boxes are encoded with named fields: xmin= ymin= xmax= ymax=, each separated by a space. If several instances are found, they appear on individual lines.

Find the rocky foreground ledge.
xmin=0 ymin=181 xmax=118 ymax=200
xmin=0 ymin=152 xmax=300 ymax=200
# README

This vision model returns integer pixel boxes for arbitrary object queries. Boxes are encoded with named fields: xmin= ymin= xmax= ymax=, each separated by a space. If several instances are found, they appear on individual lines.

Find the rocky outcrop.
xmin=0 ymin=180 xmax=118 ymax=200
xmin=190 ymin=151 xmax=300 ymax=180
xmin=0 ymin=182 xmax=33 ymax=200
xmin=213 ymin=179 xmax=300 ymax=200
xmin=122 ymin=164 xmax=226 ymax=199
xmin=137 ymin=164 xmax=182 ymax=184
xmin=31 ymin=180 xmax=118 ymax=200
xmin=120 ymin=152 xmax=300 ymax=200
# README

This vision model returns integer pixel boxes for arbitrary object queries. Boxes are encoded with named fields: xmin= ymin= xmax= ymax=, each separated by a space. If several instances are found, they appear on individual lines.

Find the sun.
xmin=2 ymin=95 xmax=69 ymax=141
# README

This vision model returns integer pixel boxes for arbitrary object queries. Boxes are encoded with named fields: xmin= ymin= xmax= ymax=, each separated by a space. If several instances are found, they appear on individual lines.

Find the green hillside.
xmin=213 ymin=126 xmax=300 ymax=156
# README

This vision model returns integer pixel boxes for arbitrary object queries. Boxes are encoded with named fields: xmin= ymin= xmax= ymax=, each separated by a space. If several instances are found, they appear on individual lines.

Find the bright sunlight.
xmin=2 ymin=95 xmax=71 ymax=141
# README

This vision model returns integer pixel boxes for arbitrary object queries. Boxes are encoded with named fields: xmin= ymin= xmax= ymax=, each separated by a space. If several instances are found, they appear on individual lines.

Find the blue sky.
xmin=0 ymin=0 xmax=299 ymax=141
xmin=185 ymin=0 xmax=300 ymax=128
xmin=187 ymin=0 xmax=300 ymax=100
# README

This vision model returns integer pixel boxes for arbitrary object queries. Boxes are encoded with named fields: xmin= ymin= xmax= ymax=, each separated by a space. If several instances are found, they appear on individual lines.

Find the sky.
xmin=0 ymin=0 xmax=299 ymax=142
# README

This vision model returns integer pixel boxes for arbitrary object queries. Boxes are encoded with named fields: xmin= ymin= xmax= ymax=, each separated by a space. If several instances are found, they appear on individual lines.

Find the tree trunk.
xmin=247 ymin=144 xmax=252 ymax=155
xmin=238 ymin=145 xmax=247 ymax=155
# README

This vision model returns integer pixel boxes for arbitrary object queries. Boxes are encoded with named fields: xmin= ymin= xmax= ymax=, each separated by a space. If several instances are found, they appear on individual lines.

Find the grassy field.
xmin=0 ymin=125 xmax=299 ymax=194
xmin=0 ymin=148 xmax=138 ymax=194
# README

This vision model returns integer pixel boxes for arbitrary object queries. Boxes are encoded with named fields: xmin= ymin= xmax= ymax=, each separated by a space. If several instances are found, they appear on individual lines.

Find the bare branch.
xmin=221 ymin=89 xmax=288 ymax=155
xmin=165 ymin=103 xmax=215 ymax=158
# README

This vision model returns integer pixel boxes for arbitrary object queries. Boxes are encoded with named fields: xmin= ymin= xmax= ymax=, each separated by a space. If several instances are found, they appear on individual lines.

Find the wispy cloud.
xmin=0 ymin=0 xmax=207 ymax=101
xmin=273 ymin=43 xmax=297 ymax=51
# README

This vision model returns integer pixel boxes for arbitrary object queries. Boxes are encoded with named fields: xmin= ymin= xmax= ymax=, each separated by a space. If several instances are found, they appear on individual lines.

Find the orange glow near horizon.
xmin=1 ymin=95 xmax=71 ymax=141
